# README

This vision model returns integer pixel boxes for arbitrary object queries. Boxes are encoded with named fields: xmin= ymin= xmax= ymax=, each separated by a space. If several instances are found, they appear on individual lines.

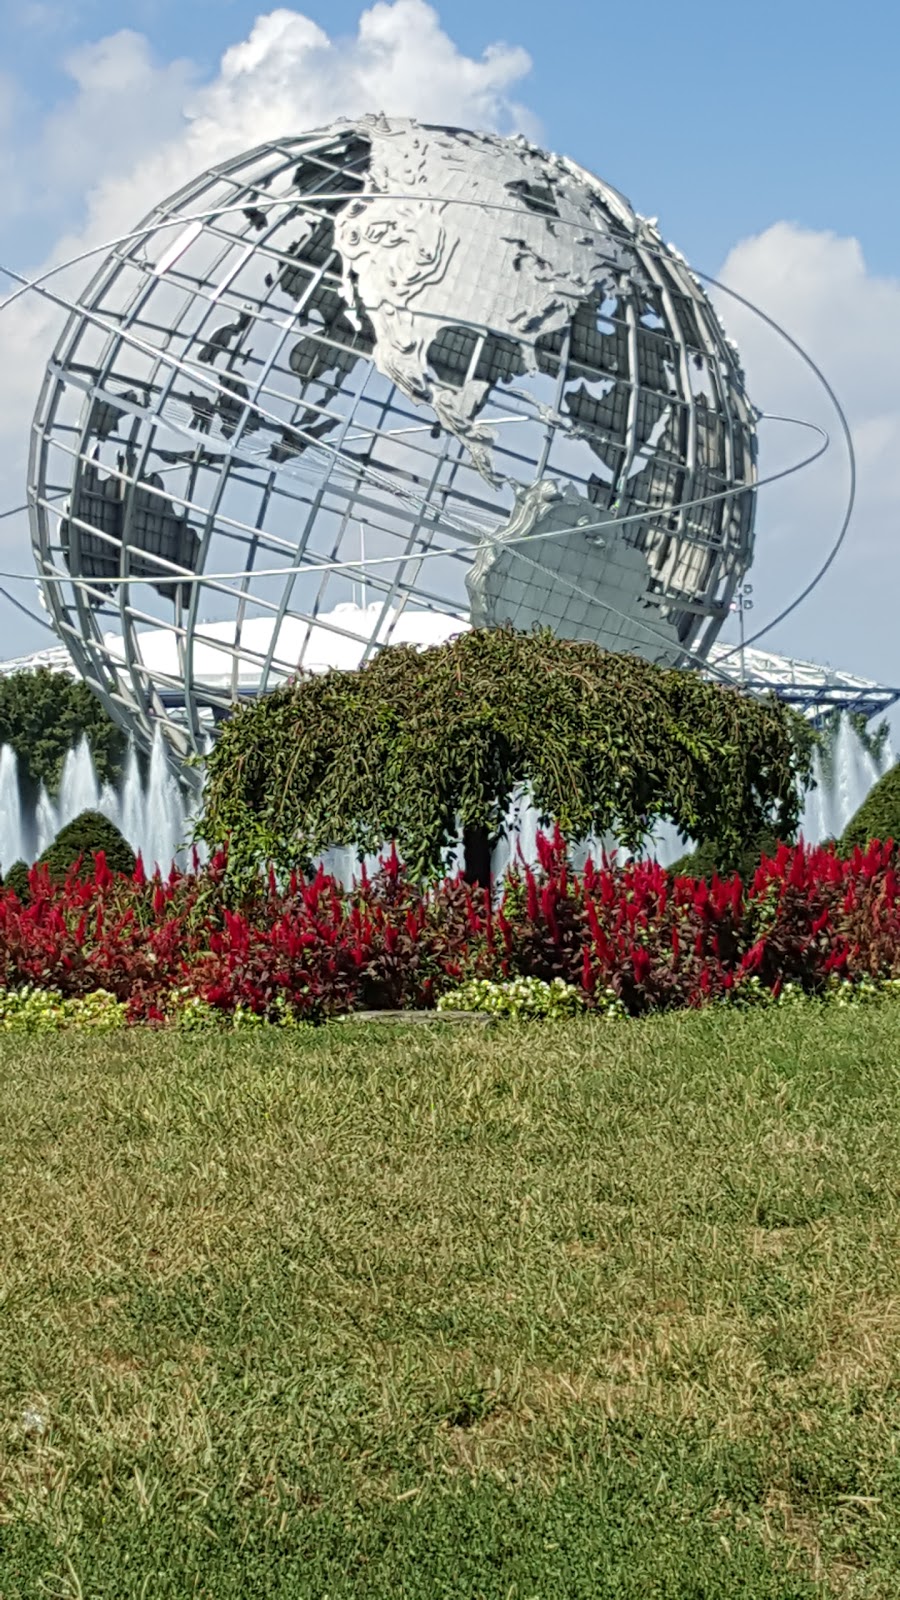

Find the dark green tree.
xmin=199 ymin=628 xmax=808 ymax=887
xmin=0 ymin=669 xmax=125 ymax=798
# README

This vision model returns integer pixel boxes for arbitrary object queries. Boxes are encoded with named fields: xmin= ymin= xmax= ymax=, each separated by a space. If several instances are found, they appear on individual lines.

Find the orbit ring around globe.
xmin=6 ymin=195 xmax=846 ymax=616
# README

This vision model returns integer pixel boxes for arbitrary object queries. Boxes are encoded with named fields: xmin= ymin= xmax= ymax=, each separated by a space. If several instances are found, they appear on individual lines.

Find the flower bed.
xmin=2 ymin=832 xmax=900 ymax=1026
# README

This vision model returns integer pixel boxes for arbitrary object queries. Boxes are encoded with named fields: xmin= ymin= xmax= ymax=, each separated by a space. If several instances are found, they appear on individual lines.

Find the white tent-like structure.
xmin=2 ymin=606 xmax=895 ymax=729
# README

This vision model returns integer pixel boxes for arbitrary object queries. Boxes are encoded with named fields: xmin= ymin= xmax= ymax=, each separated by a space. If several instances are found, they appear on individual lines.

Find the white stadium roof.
xmin=0 ymin=605 xmax=896 ymax=723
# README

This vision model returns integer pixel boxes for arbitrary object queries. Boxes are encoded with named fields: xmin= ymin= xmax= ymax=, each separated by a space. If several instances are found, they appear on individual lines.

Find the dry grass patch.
xmin=3 ymin=1009 xmax=900 ymax=1595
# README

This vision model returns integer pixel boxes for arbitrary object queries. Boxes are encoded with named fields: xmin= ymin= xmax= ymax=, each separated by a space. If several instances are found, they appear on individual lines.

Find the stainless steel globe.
xmin=28 ymin=115 xmax=757 ymax=766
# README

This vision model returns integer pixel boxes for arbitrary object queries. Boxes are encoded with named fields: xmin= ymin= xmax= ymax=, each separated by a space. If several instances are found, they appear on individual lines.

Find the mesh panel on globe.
xmin=28 ymin=116 xmax=757 ymax=764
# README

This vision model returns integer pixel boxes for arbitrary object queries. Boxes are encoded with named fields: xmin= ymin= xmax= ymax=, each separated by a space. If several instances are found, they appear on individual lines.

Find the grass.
xmin=3 ymin=1009 xmax=900 ymax=1596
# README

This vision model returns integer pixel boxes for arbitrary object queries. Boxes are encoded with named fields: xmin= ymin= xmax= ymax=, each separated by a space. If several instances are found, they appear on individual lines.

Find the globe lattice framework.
xmin=28 ymin=115 xmax=758 ymax=773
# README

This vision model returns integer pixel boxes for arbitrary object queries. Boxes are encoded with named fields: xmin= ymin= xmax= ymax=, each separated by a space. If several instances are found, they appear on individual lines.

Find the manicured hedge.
xmin=841 ymin=763 xmax=900 ymax=853
xmin=4 ymin=812 xmax=136 ymax=903
xmin=2 ymin=860 xmax=31 ymax=903
xmin=669 ymin=829 xmax=786 ymax=882
xmin=36 ymin=809 xmax=136 ymax=884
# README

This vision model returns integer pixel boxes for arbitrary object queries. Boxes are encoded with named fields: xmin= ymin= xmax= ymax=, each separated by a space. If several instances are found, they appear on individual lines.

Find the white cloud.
xmin=16 ymin=3 xmax=71 ymax=30
xmin=65 ymin=2 xmax=534 ymax=251
xmin=0 ymin=1 xmax=535 ymax=635
xmin=716 ymin=223 xmax=900 ymax=684
xmin=33 ymin=32 xmax=197 ymax=209
xmin=0 ymin=34 xmax=195 ymax=248
xmin=0 ymin=70 xmax=30 ymax=220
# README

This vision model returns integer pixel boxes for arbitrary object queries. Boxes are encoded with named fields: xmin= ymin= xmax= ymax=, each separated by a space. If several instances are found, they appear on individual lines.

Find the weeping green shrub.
xmin=199 ymin=627 xmax=808 ymax=886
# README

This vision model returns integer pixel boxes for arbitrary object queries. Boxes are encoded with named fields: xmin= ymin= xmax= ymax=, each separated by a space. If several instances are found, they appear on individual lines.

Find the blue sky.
xmin=1 ymin=0 xmax=898 ymax=685
xmin=7 ymin=0 xmax=897 ymax=273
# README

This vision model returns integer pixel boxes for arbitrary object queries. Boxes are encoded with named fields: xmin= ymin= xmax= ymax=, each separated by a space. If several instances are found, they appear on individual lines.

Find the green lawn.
xmin=3 ymin=1010 xmax=900 ymax=1597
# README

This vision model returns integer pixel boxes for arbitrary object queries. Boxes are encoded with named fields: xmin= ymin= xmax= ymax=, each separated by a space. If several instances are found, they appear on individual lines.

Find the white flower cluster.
xmin=169 ymin=989 xmax=305 ymax=1030
xmin=729 ymin=974 xmax=900 ymax=1009
xmin=825 ymin=975 xmax=900 ymax=1008
xmin=437 ymin=976 xmax=606 ymax=1021
xmin=0 ymin=985 xmax=126 ymax=1030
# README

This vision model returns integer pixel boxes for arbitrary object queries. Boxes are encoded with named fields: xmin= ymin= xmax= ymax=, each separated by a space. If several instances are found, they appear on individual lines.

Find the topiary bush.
xmin=669 ymin=828 xmax=789 ymax=882
xmin=2 ymin=860 xmax=31 ymax=902
xmin=841 ymin=763 xmax=900 ymax=853
xmin=37 ymin=810 xmax=136 ymax=884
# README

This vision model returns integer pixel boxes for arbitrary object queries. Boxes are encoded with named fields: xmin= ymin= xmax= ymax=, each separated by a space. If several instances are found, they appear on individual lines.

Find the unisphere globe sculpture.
xmin=29 ymin=115 xmax=757 ymax=769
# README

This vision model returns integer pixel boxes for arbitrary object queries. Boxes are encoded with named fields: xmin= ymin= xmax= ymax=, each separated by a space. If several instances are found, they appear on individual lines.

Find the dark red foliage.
xmin=3 ymin=835 xmax=900 ymax=1021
